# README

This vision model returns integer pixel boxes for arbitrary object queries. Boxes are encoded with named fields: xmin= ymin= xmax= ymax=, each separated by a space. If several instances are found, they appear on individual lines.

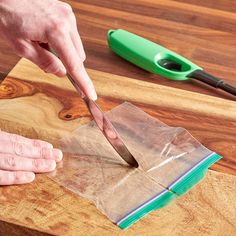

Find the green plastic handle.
xmin=107 ymin=29 xmax=202 ymax=81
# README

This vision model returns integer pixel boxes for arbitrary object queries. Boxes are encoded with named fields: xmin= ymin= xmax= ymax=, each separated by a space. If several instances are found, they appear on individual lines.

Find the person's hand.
xmin=0 ymin=130 xmax=63 ymax=185
xmin=0 ymin=0 xmax=97 ymax=100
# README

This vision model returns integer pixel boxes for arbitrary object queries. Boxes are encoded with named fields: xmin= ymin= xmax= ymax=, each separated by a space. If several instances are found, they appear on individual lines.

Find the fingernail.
xmin=60 ymin=66 xmax=67 ymax=74
xmin=53 ymin=149 xmax=63 ymax=162
xmin=45 ymin=143 xmax=53 ymax=149
xmin=25 ymin=172 xmax=35 ymax=182
xmin=90 ymin=89 xmax=97 ymax=101
xmin=49 ymin=160 xmax=56 ymax=171
xmin=48 ymin=143 xmax=54 ymax=149
xmin=56 ymin=67 xmax=67 ymax=77
xmin=39 ymin=141 xmax=53 ymax=149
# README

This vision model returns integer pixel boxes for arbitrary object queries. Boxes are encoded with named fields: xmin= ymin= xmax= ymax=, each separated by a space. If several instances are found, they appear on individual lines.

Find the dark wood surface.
xmin=1 ymin=0 xmax=236 ymax=98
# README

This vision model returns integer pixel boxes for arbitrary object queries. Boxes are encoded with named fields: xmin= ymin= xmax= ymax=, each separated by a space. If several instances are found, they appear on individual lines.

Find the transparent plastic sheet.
xmin=48 ymin=102 xmax=221 ymax=229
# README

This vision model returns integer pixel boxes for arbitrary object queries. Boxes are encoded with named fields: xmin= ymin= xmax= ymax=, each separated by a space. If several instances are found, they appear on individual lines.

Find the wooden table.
xmin=0 ymin=0 xmax=236 ymax=235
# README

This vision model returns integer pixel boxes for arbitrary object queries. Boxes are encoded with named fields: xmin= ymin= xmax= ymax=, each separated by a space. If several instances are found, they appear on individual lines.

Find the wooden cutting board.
xmin=0 ymin=59 xmax=236 ymax=235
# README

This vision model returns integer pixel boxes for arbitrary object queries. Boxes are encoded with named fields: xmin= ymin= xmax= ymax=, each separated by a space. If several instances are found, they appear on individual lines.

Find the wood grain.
xmin=0 ymin=0 xmax=236 ymax=234
xmin=0 ymin=58 xmax=236 ymax=235
xmin=0 ymin=165 xmax=236 ymax=235
xmin=1 ymin=59 xmax=236 ymax=176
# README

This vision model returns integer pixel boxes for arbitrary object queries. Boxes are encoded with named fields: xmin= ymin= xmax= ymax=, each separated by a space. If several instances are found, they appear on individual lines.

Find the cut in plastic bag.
xmin=49 ymin=102 xmax=221 ymax=229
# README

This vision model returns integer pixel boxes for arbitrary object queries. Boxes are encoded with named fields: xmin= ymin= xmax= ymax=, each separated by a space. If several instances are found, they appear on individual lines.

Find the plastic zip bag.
xmin=48 ymin=102 xmax=221 ymax=229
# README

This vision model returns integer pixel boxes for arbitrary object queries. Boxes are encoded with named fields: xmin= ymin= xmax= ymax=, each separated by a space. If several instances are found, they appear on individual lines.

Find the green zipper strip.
xmin=169 ymin=153 xmax=222 ymax=195
xmin=118 ymin=190 xmax=175 ymax=230
xmin=117 ymin=152 xmax=221 ymax=230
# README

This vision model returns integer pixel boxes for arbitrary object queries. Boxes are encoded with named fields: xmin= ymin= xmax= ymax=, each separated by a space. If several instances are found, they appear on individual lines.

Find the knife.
xmin=107 ymin=29 xmax=236 ymax=97
xmin=45 ymin=45 xmax=138 ymax=168
xmin=66 ymin=73 xmax=139 ymax=168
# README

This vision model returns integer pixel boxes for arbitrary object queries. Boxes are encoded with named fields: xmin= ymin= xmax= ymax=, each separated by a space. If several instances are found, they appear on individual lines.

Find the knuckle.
xmin=49 ymin=18 xmax=68 ymax=35
xmin=40 ymin=147 xmax=46 ymax=158
xmin=68 ymin=61 xmax=82 ymax=75
xmin=39 ymin=59 xmax=56 ymax=72
xmin=45 ymin=64 xmax=62 ymax=75
xmin=61 ymin=3 xmax=73 ymax=14
xmin=33 ymin=159 xmax=41 ymax=170
xmin=48 ymin=65 xmax=61 ymax=75
xmin=53 ymin=66 xmax=66 ymax=75
xmin=5 ymin=155 xmax=16 ymax=168
xmin=56 ymin=24 xmax=68 ymax=36
xmin=13 ymin=142 xmax=24 ymax=156
xmin=34 ymin=139 xmax=53 ymax=149
xmin=33 ymin=139 xmax=42 ymax=148
xmin=13 ymin=171 xmax=21 ymax=182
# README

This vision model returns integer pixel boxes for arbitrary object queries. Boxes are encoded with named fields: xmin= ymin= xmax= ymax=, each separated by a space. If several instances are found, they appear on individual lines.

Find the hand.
xmin=0 ymin=0 xmax=97 ymax=100
xmin=0 ymin=130 xmax=63 ymax=185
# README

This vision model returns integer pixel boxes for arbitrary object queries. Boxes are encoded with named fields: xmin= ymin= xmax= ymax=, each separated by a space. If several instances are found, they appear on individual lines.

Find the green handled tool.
xmin=107 ymin=29 xmax=236 ymax=97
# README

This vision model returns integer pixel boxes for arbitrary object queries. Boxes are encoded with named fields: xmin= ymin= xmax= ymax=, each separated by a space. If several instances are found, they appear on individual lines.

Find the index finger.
xmin=0 ymin=131 xmax=53 ymax=149
xmin=48 ymin=33 xmax=97 ymax=100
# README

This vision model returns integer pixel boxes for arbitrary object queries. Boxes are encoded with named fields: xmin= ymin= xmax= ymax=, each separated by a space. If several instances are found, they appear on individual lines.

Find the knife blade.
xmin=66 ymin=74 xmax=139 ymax=168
